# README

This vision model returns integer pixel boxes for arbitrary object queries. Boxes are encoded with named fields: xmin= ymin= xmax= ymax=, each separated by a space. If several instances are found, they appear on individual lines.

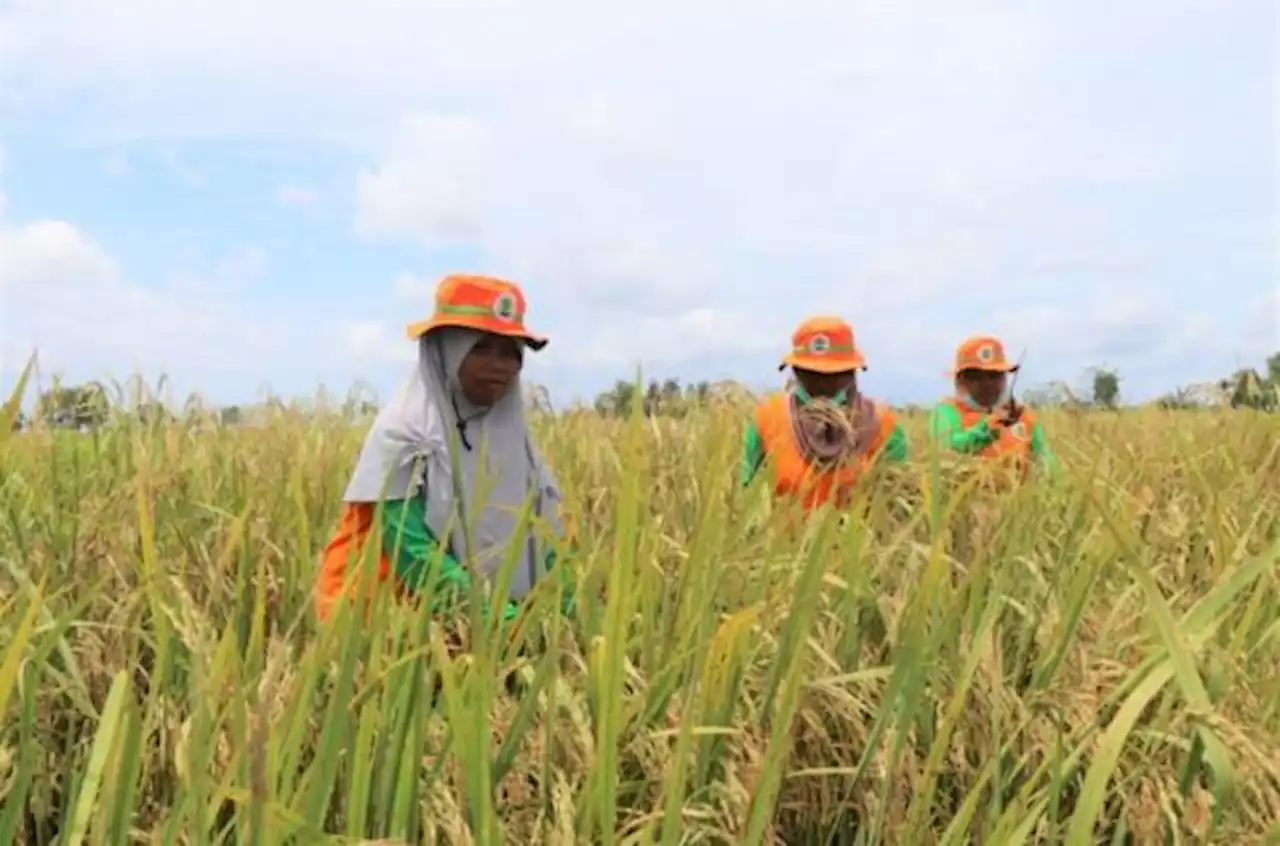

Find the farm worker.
xmin=314 ymin=274 xmax=573 ymax=625
xmin=929 ymin=334 xmax=1057 ymax=477
xmin=741 ymin=316 xmax=909 ymax=511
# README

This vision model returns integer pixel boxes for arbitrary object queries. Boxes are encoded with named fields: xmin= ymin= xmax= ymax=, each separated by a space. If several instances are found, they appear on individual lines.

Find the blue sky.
xmin=0 ymin=0 xmax=1275 ymax=409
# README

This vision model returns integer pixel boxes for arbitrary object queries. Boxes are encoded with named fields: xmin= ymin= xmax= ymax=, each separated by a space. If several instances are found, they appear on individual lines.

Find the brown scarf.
xmin=790 ymin=390 xmax=880 ymax=466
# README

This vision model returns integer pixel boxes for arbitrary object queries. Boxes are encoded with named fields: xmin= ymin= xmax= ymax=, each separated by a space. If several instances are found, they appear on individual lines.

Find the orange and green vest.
xmin=741 ymin=386 xmax=908 ymax=510
xmin=315 ymin=494 xmax=574 ymax=624
xmin=929 ymin=395 xmax=1057 ymax=478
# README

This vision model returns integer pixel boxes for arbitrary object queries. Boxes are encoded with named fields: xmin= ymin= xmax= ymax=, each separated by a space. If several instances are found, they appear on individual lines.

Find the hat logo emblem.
xmin=978 ymin=344 xmax=994 ymax=362
xmin=492 ymin=292 xmax=517 ymax=322
xmin=809 ymin=334 xmax=831 ymax=354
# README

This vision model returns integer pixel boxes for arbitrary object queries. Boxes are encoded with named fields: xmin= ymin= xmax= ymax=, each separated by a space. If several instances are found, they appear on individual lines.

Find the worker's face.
xmin=457 ymin=333 xmax=524 ymax=406
xmin=959 ymin=369 xmax=1007 ymax=408
xmin=794 ymin=367 xmax=857 ymax=399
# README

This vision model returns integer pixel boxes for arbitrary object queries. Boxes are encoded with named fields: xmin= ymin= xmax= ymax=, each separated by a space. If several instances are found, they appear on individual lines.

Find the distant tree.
xmin=219 ymin=405 xmax=244 ymax=426
xmin=619 ymin=381 xmax=639 ymax=416
xmin=594 ymin=380 xmax=637 ymax=417
xmin=1223 ymin=367 xmax=1277 ymax=410
xmin=1266 ymin=351 xmax=1280 ymax=388
xmin=11 ymin=411 xmax=25 ymax=432
xmin=594 ymin=377 xmax=732 ymax=417
xmin=643 ymin=380 xmax=661 ymax=416
xmin=37 ymin=381 xmax=110 ymax=429
xmin=1155 ymin=386 xmax=1202 ymax=410
xmin=1090 ymin=368 xmax=1121 ymax=409
xmin=681 ymin=380 xmax=711 ymax=409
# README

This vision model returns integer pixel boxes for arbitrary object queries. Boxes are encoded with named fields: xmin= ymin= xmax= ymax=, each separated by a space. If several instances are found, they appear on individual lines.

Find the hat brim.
xmin=955 ymin=362 xmax=1019 ymax=375
xmin=406 ymin=317 xmax=549 ymax=351
xmin=780 ymin=352 xmax=867 ymax=374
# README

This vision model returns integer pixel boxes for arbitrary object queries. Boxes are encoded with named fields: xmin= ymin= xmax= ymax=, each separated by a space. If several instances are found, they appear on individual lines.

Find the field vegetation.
xmin=1 ymin=363 xmax=1278 ymax=844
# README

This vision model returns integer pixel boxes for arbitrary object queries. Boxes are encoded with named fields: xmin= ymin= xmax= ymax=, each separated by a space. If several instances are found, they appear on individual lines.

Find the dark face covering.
xmin=789 ymin=368 xmax=879 ymax=464
xmin=958 ymin=369 xmax=1007 ymax=409
xmin=793 ymin=367 xmax=856 ymax=399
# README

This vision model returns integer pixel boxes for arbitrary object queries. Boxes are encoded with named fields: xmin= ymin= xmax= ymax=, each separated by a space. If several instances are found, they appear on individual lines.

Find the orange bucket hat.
xmin=779 ymin=316 xmax=867 ymax=374
xmin=405 ymin=274 xmax=548 ymax=350
xmin=952 ymin=334 xmax=1018 ymax=375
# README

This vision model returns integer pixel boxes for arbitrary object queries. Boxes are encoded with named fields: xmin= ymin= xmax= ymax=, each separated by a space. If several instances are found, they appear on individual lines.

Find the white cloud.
xmin=168 ymin=246 xmax=268 ymax=296
xmin=275 ymin=184 xmax=318 ymax=206
xmin=0 ymin=217 xmax=288 ymax=397
xmin=342 ymin=320 xmax=412 ymax=365
xmin=0 ymin=219 xmax=118 ymax=292
xmin=103 ymin=151 xmax=132 ymax=176
xmin=354 ymin=114 xmax=492 ymax=246
xmin=158 ymin=147 xmax=206 ymax=187
xmin=390 ymin=271 xmax=434 ymax=304
xmin=575 ymin=307 xmax=783 ymax=371
xmin=0 ymin=0 xmax=1272 ymax=399
xmin=976 ymin=290 xmax=1269 ymax=391
xmin=0 ymin=143 xmax=8 ymax=217
xmin=495 ymin=237 xmax=725 ymax=317
xmin=216 ymin=247 xmax=267 ymax=283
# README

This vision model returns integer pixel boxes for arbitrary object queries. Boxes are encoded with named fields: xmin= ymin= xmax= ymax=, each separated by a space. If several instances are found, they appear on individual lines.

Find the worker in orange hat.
xmin=741 ymin=316 xmax=908 ymax=511
xmin=314 ymin=274 xmax=575 ymax=625
xmin=929 ymin=334 xmax=1056 ymax=477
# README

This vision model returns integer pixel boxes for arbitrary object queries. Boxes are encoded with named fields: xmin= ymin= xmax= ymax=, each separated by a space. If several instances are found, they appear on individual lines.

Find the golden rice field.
xmin=1 ymin=396 xmax=1278 ymax=845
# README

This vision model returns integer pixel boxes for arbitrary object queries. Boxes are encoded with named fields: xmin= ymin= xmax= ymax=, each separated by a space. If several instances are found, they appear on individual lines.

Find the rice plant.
xmin=1 ymin=369 xmax=1278 ymax=844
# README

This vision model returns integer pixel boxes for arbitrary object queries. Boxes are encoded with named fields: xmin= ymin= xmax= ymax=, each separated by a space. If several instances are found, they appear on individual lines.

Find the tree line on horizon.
xmin=11 ymin=351 xmax=1280 ymax=431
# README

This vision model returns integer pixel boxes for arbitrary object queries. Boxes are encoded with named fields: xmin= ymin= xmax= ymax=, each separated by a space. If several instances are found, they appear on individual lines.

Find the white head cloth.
xmin=341 ymin=327 xmax=562 ymax=600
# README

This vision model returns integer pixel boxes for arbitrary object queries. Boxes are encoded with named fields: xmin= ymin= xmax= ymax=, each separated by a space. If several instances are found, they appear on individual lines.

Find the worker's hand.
xmin=987 ymin=403 xmax=1022 ymax=431
xmin=1001 ymin=401 xmax=1025 ymax=425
